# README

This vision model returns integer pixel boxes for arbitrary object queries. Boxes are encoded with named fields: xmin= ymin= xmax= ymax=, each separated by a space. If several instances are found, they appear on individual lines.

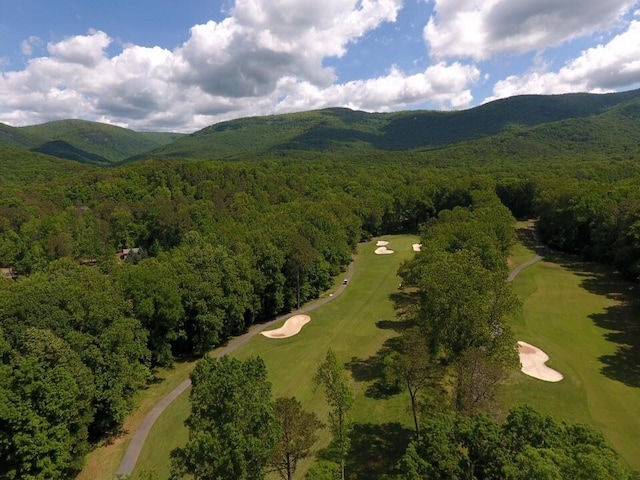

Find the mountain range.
xmin=1 ymin=88 xmax=640 ymax=166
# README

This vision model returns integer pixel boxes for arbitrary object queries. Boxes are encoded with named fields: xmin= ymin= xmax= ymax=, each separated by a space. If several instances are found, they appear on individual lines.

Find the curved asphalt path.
xmin=508 ymin=221 xmax=543 ymax=283
xmin=116 ymin=260 xmax=355 ymax=477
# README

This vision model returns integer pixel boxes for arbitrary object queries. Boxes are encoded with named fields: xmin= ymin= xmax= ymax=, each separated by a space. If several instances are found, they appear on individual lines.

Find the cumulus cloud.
xmin=21 ymin=36 xmax=42 ymax=56
xmin=273 ymin=62 xmax=480 ymax=113
xmin=1 ymin=0 xmax=482 ymax=131
xmin=174 ymin=0 xmax=403 ymax=97
xmin=425 ymin=0 xmax=638 ymax=61
xmin=47 ymin=30 xmax=111 ymax=67
xmin=485 ymin=20 xmax=640 ymax=101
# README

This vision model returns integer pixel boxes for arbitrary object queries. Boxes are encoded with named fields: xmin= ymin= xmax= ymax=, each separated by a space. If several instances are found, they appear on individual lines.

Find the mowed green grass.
xmin=133 ymin=235 xmax=419 ymax=479
xmin=502 ymin=243 xmax=640 ymax=469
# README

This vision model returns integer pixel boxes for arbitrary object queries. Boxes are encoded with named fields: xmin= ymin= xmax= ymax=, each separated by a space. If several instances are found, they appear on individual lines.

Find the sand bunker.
xmin=375 ymin=246 xmax=394 ymax=255
xmin=412 ymin=243 xmax=422 ymax=252
xmin=517 ymin=341 xmax=563 ymax=382
xmin=376 ymin=240 xmax=389 ymax=246
xmin=261 ymin=315 xmax=311 ymax=339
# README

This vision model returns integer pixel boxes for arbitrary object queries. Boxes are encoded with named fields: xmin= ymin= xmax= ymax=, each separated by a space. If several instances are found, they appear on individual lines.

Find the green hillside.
xmin=0 ymin=146 xmax=93 ymax=185
xmin=0 ymin=119 xmax=184 ymax=164
xmin=0 ymin=123 xmax=33 ymax=149
xmin=142 ymin=88 xmax=640 ymax=160
xmin=3 ymin=88 xmax=640 ymax=166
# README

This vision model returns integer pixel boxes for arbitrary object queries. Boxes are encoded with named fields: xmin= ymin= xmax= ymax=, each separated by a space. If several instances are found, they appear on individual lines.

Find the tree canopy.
xmin=170 ymin=356 xmax=280 ymax=480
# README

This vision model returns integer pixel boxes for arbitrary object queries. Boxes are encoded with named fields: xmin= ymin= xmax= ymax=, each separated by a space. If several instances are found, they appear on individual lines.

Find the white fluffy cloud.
xmin=3 ymin=0 xmax=479 ymax=132
xmin=486 ymin=20 xmax=640 ymax=101
xmin=273 ymin=62 xmax=480 ymax=113
xmin=46 ymin=30 xmax=111 ymax=67
xmin=425 ymin=0 xmax=638 ymax=61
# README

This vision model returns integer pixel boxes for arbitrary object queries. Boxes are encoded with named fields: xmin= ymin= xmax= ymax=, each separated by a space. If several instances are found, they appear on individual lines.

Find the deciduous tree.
xmin=314 ymin=349 xmax=353 ymax=480
xmin=170 ymin=356 xmax=279 ymax=480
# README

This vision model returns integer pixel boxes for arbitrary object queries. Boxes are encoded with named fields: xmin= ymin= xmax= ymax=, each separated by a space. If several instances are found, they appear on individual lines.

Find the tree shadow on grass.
xmin=345 ymin=337 xmax=402 ymax=399
xmin=516 ymin=223 xmax=539 ymax=253
xmin=315 ymin=422 xmax=413 ymax=480
xmin=581 ymin=271 xmax=640 ymax=388
xmin=347 ymin=422 xmax=413 ymax=479
xmin=388 ymin=291 xmax=419 ymax=326
xmin=542 ymin=249 xmax=640 ymax=388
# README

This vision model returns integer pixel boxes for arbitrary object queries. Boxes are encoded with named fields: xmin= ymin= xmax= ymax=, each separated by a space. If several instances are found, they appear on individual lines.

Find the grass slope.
xmin=502 ymin=230 xmax=640 ymax=469
xmin=0 ymin=119 xmax=184 ymax=165
xmin=130 ymin=235 xmax=419 ymax=480
xmin=143 ymin=88 xmax=640 ymax=160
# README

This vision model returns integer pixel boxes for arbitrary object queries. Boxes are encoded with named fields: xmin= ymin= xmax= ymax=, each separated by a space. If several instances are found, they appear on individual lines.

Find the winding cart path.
xmin=508 ymin=221 xmax=543 ymax=283
xmin=116 ymin=260 xmax=355 ymax=477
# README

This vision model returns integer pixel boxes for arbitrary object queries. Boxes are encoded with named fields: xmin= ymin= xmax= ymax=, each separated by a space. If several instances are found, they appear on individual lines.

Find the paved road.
xmin=116 ymin=259 xmax=355 ymax=477
xmin=508 ymin=221 xmax=543 ymax=283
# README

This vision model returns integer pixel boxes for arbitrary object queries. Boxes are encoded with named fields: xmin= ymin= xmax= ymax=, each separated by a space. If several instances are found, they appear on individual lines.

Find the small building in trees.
xmin=0 ymin=266 xmax=18 ymax=280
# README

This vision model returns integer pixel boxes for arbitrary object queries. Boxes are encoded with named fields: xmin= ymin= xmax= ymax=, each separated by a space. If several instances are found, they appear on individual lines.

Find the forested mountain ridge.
xmin=140 ymin=88 xmax=640 ymax=160
xmin=2 ymin=88 xmax=639 ymax=165
xmin=0 ymin=119 xmax=184 ymax=165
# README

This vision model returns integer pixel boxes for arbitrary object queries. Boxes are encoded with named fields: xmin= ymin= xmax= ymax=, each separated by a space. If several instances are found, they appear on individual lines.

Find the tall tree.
xmin=313 ymin=349 xmax=354 ymax=480
xmin=384 ymin=329 xmax=441 ymax=441
xmin=287 ymin=235 xmax=317 ymax=310
xmin=454 ymin=347 xmax=508 ymax=416
xmin=170 ymin=356 xmax=280 ymax=480
xmin=270 ymin=397 xmax=323 ymax=480
xmin=402 ymin=247 xmax=517 ymax=363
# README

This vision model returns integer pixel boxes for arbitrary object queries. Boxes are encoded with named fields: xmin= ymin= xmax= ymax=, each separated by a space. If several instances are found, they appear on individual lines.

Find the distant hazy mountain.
xmin=0 ymin=119 xmax=184 ymax=165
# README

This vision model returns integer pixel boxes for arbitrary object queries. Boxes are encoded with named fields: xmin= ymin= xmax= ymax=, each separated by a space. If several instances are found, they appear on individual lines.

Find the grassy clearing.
xmin=502 ymin=246 xmax=640 ymax=469
xmin=132 ymin=235 xmax=418 ymax=479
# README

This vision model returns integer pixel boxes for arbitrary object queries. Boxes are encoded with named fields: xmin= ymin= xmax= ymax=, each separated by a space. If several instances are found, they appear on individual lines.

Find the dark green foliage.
xmin=116 ymin=258 xmax=184 ymax=366
xmin=398 ymin=407 xmax=636 ymax=480
xmin=170 ymin=356 xmax=280 ymax=480
xmin=0 ymin=260 xmax=150 ymax=440
xmin=535 ymin=177 xmax=640 ymax=279
xmin=400 ymin=197 xmax=518 ymax=363
xmin=0 ymin=327 xmax=94 ymax=479
xmin=32 ymin=140 xmax=111 ymax=165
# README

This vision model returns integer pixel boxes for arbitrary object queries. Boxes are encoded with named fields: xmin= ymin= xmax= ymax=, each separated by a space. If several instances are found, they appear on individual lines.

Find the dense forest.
xmin=1 ymin=91 xmax=640 ymax=478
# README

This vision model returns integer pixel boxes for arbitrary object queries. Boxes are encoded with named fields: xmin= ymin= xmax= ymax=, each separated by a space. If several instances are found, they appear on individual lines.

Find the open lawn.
xmin=502 ymin=238 xmax=640 ymax=469
xmin=132 ymin=235 xmax=419 ymax=479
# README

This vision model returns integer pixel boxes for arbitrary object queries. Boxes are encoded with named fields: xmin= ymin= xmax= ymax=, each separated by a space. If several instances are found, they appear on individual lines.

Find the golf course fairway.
xmin=502 ymin=238 xmax=640 ymax=470
xmin=132 ymin=235 xmax=419 ymax=479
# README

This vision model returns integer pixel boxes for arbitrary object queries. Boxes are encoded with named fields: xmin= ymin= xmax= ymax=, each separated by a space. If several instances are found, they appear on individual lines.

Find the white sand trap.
xmin=412 ymin=243 xmax=422 ymax=252
xmin=376 ymin=240 xmax=389 ymax=246
xmin=517 ymin=341 xmax=563 ymax=382
xmin=261 ymin=315 xmax=311 ymax=339
xmin=375 ymin=246 xmax=394 ymax=255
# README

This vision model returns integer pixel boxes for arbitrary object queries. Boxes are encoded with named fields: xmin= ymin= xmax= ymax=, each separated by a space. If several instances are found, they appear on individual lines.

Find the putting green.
xmin=132 ymin=235 xmax=418 ymax=479
xmin=502 ymin=247 xmax=640 ymax=469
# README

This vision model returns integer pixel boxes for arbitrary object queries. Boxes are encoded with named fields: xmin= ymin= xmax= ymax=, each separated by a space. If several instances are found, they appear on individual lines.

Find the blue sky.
xmin=1 ymin=0 xmax=640 ymax=132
